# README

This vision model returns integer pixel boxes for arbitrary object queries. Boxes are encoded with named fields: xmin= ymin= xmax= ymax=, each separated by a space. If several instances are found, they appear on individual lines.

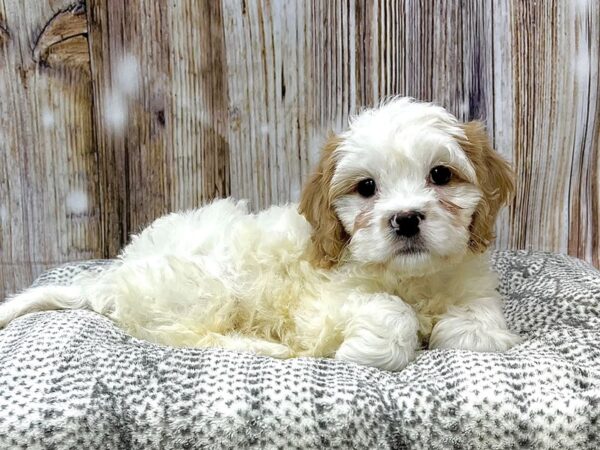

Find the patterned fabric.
xmin=0 ymin=250 xmax=598 ymax=449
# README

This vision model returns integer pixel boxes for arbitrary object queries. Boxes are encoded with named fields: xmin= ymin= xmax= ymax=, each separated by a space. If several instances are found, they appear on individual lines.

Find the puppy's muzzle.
xmin=390 ymin=211 xmax=425 ymax=237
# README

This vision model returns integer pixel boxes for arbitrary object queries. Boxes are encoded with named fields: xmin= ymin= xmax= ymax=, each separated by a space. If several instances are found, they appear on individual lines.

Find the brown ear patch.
xmin=458 ymin=122 xmax=515 ymax=252
xmin=298 ymin=135 xmax=350 ymax=268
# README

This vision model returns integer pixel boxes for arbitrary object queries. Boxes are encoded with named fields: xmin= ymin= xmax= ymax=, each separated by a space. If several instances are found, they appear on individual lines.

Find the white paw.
xmin=335 ymin=294 xmax=420 ymax=371
xmin=430 ymin=318 xmax=522 ymax=352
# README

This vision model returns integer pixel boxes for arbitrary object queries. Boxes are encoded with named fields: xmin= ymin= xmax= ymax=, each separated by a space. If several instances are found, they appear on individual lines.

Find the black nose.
xmin=390 ymin=211 xmax=425 ymax=237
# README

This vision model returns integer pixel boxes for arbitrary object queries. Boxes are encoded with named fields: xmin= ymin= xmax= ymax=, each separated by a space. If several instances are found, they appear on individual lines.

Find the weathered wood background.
xmin=0 ymin=0 xmax=598 ymax=297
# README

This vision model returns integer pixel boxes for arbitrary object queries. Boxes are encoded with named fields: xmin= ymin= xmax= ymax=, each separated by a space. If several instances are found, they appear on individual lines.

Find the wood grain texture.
xmin=32 ymin=2 xmax=88 ymax=70
xmin=1 ymin=0 xmax=599 ymax=298
xmin=499 ymin=0 xmax=600 ymax=265
xmin=86 ymin=0 xmax=231 ymax=255
xmin=0 ymin=0 xmax=100 ymax=297
xmin=86 ymin=0 xmax=175 ymax=256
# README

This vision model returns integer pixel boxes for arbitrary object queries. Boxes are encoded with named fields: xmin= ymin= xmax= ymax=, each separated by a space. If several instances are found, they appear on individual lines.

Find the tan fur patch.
xmin=458 ymin=122 xmax=515 ymax=252
xmin=438 ymin=197 xmax=462 ymax=216
xmin=298 ymin=134 xmax=349 ymax=268
xmin=353 ymin=207 xmax=373 ymax=233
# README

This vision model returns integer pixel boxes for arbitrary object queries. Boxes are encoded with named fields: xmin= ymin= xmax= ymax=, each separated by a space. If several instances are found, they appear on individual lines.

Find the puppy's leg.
xmin=0 ymin=285 xmax=85 ymax=329
xmin=334 ymin=293 xmax=420 ymax=372
xmin=429 ymin=295 xmax=521 ymax=352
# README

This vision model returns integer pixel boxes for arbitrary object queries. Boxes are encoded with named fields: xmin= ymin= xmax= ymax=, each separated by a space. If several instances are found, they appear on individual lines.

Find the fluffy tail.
xmin=0 ymin=285 xmax=86 ymax=329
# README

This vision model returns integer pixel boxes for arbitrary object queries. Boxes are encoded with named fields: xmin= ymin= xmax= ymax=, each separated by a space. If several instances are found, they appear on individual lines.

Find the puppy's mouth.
xmin=392 ymin=237 xmax=427 ymax=256
xmin=396 ymin=247 xmax=426 ymax=256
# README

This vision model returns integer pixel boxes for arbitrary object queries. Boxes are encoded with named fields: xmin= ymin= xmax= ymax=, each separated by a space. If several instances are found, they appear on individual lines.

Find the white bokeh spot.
xmin=41 ymin=107 xmax=55 ymax=129
xmin=66 ymin=190 xmax=89 ymax=215
xmin=104 ymin=91 xmax=127 ymax=132
xmin=115 ymin=54 xmax=140 ymax=96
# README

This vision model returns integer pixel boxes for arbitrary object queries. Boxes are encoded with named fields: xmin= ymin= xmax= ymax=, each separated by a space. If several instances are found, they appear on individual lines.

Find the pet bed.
xmin=0 ymin=250 xmax=599 ymax=449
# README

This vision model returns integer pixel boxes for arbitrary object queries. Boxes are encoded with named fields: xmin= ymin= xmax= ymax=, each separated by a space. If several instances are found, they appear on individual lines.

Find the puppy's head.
xmin=299 ymin=97 xmax=514 ymax=274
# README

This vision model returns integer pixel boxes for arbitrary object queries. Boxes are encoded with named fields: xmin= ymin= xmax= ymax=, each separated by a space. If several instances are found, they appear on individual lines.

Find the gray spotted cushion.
xmin=0 ymin=250 xmax=599 ymax=449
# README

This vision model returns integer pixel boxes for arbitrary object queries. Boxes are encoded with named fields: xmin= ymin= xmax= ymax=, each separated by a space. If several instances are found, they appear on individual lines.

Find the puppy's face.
xmin=300 ymin=98 xmax=514 ymax=274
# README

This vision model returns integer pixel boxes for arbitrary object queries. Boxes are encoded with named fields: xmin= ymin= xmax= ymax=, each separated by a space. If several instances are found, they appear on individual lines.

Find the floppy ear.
xmin=459 ymin=122 xmax=515 ymax=252
xmin=298 ymin=135 xmax=350 ymax=268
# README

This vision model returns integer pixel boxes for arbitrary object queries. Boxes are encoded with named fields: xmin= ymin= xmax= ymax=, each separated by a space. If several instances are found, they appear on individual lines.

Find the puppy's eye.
xmin=429 ymin=166 xmax=452 ymax=185
xmin=357 ymin=178 xmax=376 ymax=197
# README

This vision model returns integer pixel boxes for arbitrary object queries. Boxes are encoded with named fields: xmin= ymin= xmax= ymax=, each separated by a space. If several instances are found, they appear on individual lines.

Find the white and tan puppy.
xmin=0 ymin=98 xmax=521 ymax=371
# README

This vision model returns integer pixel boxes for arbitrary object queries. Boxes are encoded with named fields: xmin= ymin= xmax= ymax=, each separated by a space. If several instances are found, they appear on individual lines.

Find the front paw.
xmin=430 ymin=318 xmax=522 ymax=352
xmin=335 ymin=295 xmax=420 ymax=371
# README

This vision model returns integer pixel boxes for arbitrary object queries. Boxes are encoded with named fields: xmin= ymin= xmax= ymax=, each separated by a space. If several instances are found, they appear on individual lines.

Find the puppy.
xmin=0 ymin=98 xmax=521 ymax=371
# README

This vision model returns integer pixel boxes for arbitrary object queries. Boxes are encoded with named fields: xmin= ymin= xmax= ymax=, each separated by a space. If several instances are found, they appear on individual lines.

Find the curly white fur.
xmin=0 ymin=98 xmax=521 ymax=371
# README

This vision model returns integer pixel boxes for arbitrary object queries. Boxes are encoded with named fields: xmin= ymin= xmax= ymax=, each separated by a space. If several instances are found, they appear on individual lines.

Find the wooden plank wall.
xmin=1 ymin=0 xmax=598 ymax=298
